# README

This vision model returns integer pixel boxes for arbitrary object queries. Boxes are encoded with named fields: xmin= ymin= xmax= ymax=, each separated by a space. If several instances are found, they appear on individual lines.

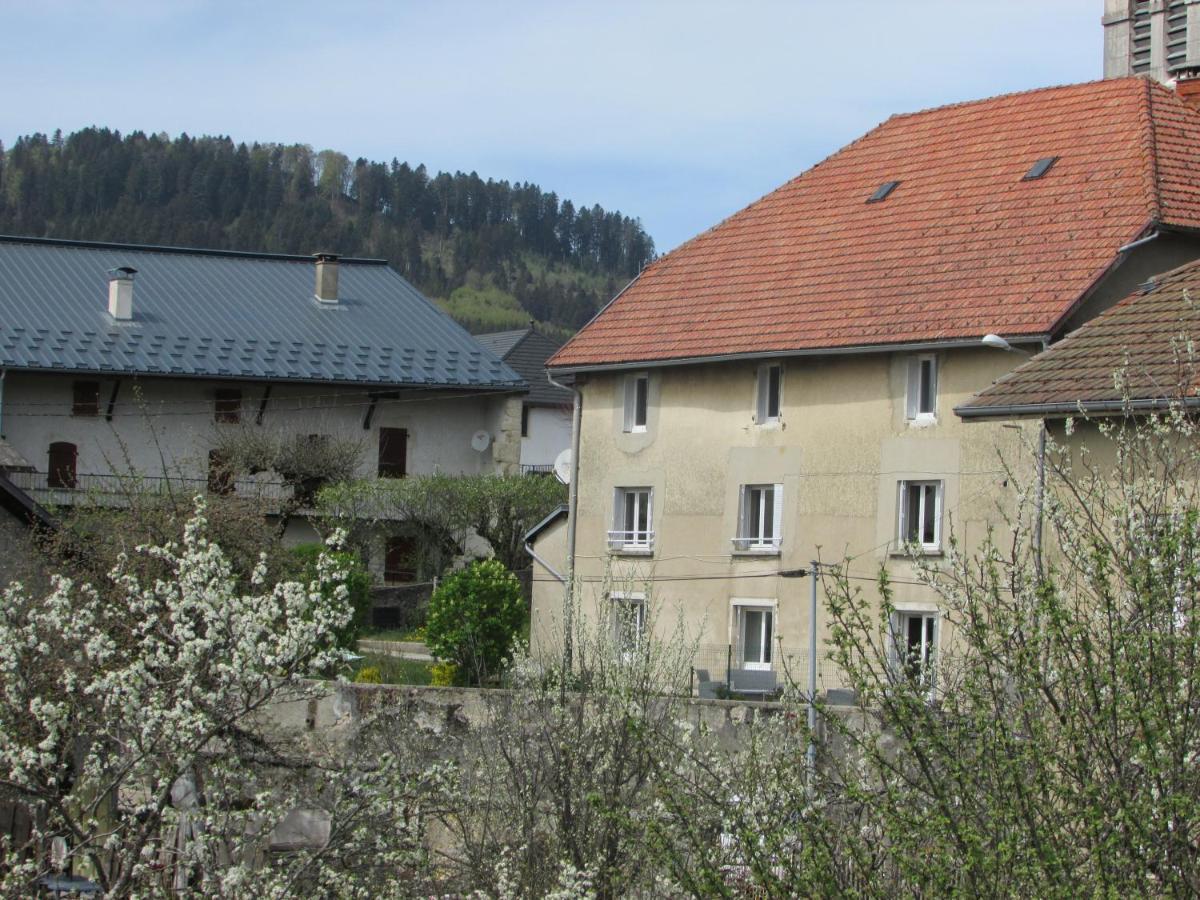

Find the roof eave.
xmin=955 ymin=395 xmax=1200 ymax=420
xmin=524 ymin=504 xmax=568 ymax=543
xmin=549 ymin=334 xmax=1052 ymax=376
xmin=0 ymin=363 xmax=526 ymax=394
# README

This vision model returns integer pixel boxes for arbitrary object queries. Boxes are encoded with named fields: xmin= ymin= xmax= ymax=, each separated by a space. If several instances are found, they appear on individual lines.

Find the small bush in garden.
xmin=430 ymin=661 xmax=459 ymax=687
xmin=289 ymin=544 xmax=372 ymax=648
xmin=354 ymin=666 xmax=382 ymax=684
xmin=425 ymin=559 xmax=524 ymax=685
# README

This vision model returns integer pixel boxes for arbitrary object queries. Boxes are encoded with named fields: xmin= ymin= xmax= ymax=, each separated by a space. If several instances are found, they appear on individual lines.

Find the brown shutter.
xmin=377 ymin=427 xmax=408 ymax=478
xmin=72 ymin=381 xmax=100 ymax=417
xmin=47 ymin=442 xmax=77 ymax=489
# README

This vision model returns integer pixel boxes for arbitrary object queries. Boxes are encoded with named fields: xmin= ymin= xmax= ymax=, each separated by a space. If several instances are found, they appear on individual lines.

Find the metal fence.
xmin=691 ymin=643 xmax=852 ymax=701
xmin=7 ymin=470 xmax=294 ymax=508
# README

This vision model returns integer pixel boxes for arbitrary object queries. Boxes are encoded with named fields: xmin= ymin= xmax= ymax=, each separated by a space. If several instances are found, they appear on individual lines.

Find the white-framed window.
xmin=623 ymin=373 xmax=649 ymax=433
xmin=609 ymin=487 xmax=654 ymax=552
xmin=756 ymin=363 xmax=782 ymax=424
xmin=897 ymin=480 xmax=942 ymax=552
xmin=734 ymin=602 xmax=775 ymax=670
xmin=733 ymin=483 xmax=783 ymax=553
xmin=892 ymin=610 xmax=938 ymax=691
xmin=905 ymin=354 xmax=937 ymax=421
xmin=610 ymin=592 xmax=646 ymax=656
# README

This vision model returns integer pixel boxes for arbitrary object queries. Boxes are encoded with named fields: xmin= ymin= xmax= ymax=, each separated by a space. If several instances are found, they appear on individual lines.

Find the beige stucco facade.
xmin=530 ymin=346 xmax=1037 ymax=690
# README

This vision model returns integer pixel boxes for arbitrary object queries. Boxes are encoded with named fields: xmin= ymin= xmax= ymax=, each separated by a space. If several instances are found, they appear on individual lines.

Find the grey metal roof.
xmin=476 ymin=327 xmax=572 ymax=406
xmin=0 ymin=236 xmax=525 ymax=391
xmin=524 ymin=504 xmax=568 ymax=543
xmin=475 ymin=329 xmax=529 ymax=359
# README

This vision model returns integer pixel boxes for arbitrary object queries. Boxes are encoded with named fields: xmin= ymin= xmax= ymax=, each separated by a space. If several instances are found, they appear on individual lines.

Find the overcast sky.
xmin=3 ymin=0 xmax=1101 ymax=252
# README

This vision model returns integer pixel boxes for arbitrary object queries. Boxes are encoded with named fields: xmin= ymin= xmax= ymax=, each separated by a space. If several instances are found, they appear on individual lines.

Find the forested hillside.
xmin=0 ymin=129 xmax=655 ymax=335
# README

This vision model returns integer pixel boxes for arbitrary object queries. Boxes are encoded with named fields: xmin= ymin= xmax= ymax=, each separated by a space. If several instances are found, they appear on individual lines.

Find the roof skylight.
xmin=866 ymin=180 xmax=900 ymax=203
xmin=1022 ymin=156 xmax=1059 ymax=180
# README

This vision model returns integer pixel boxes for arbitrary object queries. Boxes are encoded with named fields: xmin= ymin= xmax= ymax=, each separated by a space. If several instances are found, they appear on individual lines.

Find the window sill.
xmin=889 ymin=547 xmax=944 ymax=558
xmin=610 ymin=547 xmax=654 ymax=557
xmin=906 ymin=414 xmax=938 ymax=429
xmin=753 ymin=419 xmax=783 ymax=430
xmin=731 ymin=548 xmax=782 ymax=558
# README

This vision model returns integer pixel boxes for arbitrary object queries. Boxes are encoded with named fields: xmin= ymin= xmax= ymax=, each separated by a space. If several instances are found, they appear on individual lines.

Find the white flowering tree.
xmin=0 ymin=498 xmax=376 ymax=896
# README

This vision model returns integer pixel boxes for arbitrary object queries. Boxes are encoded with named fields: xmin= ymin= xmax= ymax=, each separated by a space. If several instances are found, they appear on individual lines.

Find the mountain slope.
xmin=0 ymin=128 xmax=655 ymax=335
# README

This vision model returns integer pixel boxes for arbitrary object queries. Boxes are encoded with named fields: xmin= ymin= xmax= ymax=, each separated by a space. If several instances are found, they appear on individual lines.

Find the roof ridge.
xmin=0 ymin=234 xmax=390 ymax=266
xmin=886 ymin=74 xmax=1144 ymax=123
xmin=631 ymin=112 xmax=896 ymax=280
xmin=1139 ymin=78 xmax=1164 ymax=222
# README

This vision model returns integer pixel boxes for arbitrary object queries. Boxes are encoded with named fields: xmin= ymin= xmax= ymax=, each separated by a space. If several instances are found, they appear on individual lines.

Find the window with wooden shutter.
xmin=378 ymin=427 xmax=408 ymax=478
xmin=214 ymin=388 xmax=242 ymax=424
xmin=47 ymin=442 xmax=77 ymax=489
xmin=72 ymin=381 xmax=100 ymax=417
xmin=734 ymin=483 xmax=783 ymax=552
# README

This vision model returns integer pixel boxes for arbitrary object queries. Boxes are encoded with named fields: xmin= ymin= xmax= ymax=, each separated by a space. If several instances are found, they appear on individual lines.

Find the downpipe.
xmin=547 ymin=371 xmax=582 ymax=676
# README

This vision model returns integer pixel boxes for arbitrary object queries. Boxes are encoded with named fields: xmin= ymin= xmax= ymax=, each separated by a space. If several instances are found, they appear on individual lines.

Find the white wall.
xmin=520 ymin=405 xmax=572 ymax=468
xmin=0 ymin=371 xmax=516 ymax=484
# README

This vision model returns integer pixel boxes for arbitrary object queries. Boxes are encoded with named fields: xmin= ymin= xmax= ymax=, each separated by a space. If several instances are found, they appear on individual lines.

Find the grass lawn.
xmin=350 ymin=653 xmax=434 ymax=686
xmin=361 ymin=625 xmax=426 ymax=644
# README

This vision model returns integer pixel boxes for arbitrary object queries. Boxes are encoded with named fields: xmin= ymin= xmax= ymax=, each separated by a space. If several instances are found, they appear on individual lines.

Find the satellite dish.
xmin=553 ymin=449 xmax=572 ymax=484
xmin=471 ymin=430 xmax=492 ymax=452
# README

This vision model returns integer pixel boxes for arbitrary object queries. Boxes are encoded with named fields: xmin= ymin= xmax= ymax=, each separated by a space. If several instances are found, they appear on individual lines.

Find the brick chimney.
xmin=314 ymin=252 xmax=339 ymax=304
xmin=107 ymin=266 xmax=136 ymax=320
xmin=1175 ymin=63 xmax=1200 ymax=111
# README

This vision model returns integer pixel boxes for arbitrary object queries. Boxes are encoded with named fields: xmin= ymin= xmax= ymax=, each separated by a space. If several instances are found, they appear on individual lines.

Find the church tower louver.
xmin=1104 ymin=0 xmax=1200 ymax=81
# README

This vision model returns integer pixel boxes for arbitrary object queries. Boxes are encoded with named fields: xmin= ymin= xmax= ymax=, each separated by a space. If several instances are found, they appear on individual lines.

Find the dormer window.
xmin=867 ymin=180 xmax=900 ymax=203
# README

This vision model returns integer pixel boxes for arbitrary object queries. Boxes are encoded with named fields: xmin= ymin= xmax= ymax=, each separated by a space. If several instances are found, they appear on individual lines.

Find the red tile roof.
xmin=550 ymin=78 xmax=1200 ymax=369
xmin=957 ymin=257 xmax=1200 ymax=417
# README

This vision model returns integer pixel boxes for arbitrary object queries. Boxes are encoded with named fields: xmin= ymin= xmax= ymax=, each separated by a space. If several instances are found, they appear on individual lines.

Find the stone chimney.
xmin=107 ymin=267 xmax=137 ymax=320
xmin=314 ymin=253 xmax=339 ymax=304
xmin=1175 ymin=63 xmax=1200 ymax=111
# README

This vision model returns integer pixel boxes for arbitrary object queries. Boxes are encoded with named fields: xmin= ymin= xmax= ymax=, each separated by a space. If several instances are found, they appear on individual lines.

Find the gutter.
xmin=955 ymin=395 xmax=1200 ymax=420
xmin=1117 ymin=230 xmax=1161 ymax=253
xmin=550 ymin=335 xmax=1050 ymax=377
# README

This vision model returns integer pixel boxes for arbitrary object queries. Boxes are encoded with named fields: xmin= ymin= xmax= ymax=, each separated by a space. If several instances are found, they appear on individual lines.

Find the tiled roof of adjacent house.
xmin=550 ymin=77 xmax=1200 ymax=370
xmin=957 ymin=258 xmax=1200 ymax=417
xmin=476 ymin=327 xmax=572 ymax=406
xmin=0 ymin=236 xmax=524 ymax=390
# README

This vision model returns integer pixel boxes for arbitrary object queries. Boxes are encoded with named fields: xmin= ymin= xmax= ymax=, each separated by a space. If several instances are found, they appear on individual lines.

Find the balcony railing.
xmin=607 ymin=529 xmax=655 ymax=553
xmin=691 ymin=643 xmax=852 ymax=701
xmin=520 ymin=464 xmax=556 ymax=476
xmin=730 ymin=535 xmax=783 ymax=553
xmin=6 ymin=470 xmax=295 ymax=508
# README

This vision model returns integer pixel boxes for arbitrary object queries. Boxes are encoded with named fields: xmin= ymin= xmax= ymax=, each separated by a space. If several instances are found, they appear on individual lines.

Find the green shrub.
xmin=288 ymin=544 xmax=372 ymax=648
xmin=425 ymin=559 xmax=524 ymax=685
xmin=430 ymin=661 xmax=459 ymax=687
xmin=354 ymin=666 xmax=382 ymax=684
